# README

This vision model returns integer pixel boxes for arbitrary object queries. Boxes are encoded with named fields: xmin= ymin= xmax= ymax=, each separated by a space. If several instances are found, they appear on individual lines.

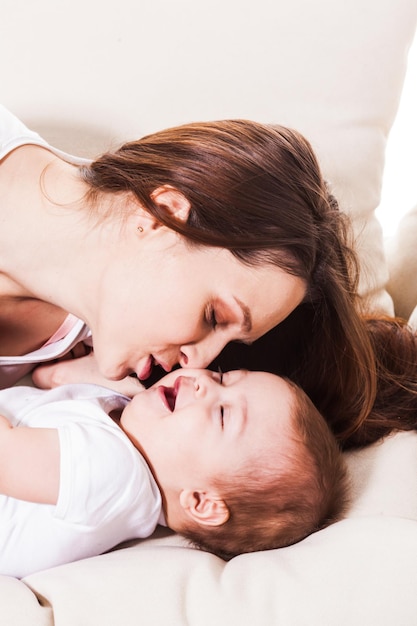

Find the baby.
xmin=0 ymin=369 xmax=348 ymax=578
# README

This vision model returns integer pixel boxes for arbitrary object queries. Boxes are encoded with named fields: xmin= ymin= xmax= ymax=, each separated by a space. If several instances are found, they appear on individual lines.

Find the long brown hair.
xmin=81 ymin=119 xmax=376 ymax=440
xmin=342 ymin=316 xmax=417 ymax=449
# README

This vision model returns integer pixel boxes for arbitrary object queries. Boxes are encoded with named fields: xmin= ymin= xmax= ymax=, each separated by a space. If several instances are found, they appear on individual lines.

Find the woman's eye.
xmin=206 ymin=305 xmax=218 ymax=329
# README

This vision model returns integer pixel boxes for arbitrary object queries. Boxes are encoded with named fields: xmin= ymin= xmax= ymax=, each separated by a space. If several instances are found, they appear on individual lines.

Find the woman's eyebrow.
xmin=234 ymin=297 xmax=252 ymax=333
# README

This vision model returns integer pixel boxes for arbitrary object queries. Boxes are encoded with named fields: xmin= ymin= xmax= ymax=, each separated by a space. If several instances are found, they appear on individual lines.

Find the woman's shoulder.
xmin=0 ymin=104 xmax=90 ymax=165
xmin=0 ymin=104 xmax=48 ymax=159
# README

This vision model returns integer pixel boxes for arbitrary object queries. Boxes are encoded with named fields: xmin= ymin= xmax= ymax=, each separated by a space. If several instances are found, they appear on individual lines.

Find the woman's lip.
xmin=137 ymin=356 xmax=154 ymax=380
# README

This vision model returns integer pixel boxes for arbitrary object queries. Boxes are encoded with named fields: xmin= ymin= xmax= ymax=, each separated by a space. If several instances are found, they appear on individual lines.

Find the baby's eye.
xmin=219 ymin=406 xmax=224 ymax=429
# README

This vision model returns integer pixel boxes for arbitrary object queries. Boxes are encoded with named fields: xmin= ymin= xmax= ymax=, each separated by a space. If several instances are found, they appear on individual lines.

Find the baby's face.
xmin=120 ymin=369 xmax=296 ymax=498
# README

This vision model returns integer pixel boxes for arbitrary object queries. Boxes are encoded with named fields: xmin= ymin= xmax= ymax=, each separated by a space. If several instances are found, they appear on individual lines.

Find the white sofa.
xmin=1 ymin=1 xmax=417 ymax=624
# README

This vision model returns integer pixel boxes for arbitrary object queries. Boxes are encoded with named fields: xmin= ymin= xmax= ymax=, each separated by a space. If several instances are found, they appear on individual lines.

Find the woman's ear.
xmin=179 ymin=489 xmax=230 ymax=527
xmin=150 ymin=185 xmax=191 ymax=223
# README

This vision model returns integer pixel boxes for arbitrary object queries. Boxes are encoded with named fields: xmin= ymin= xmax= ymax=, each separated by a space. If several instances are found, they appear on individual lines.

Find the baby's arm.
xmin=32 ymin=351 xmax=145 ymax=397
xmin=0 ymin=414 xmax=59 ymax=504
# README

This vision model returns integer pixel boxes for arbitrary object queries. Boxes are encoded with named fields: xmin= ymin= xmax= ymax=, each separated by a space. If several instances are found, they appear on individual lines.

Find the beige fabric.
xmin=1 ymin=0 xmax=417 ymax=623
xmin=387 ymin=203 xmax=417 ymax=319
xmin=2 ymin=0 xmax=417 ymax=313
xmin=409 ymin=304 xmax=417 ymax=329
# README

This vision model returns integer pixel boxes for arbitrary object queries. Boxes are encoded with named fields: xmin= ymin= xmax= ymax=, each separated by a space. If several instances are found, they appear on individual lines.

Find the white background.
xmin=377 ymin=34 xmax=417 ymax=238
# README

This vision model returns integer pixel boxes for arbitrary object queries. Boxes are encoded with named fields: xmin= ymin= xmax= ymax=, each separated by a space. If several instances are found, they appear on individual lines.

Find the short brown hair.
xmin=178 ymin=378 xmax=349 ymax=560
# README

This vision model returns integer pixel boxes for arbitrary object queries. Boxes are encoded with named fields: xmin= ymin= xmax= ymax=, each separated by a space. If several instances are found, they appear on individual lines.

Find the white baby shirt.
xmin=0 ymin=383 xmax=162 ymax=578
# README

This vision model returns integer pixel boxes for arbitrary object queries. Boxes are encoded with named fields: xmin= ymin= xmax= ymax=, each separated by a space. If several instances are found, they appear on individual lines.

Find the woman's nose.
xmin=179 ymin=335 xmax=227 ymax=369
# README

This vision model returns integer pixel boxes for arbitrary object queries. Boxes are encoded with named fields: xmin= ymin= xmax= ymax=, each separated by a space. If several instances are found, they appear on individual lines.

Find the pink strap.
xmin=43 ymin=314 xmax=80 ymax=347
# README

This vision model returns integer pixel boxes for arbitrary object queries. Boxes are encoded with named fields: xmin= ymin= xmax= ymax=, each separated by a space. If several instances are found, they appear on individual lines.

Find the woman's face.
xmin=89 ymin=214 xmax=306 ymax=381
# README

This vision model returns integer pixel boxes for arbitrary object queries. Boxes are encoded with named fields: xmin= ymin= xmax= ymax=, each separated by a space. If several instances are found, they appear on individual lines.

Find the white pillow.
xmin=387 ymin=203 xmax=417 ymax=319
xmin=20 ymin=517 xmax=417 ymax=626
xmin=345 ymin=430 xmax=417 ymax=520
xmin=2 ymin=0 xmax=417 ymax=312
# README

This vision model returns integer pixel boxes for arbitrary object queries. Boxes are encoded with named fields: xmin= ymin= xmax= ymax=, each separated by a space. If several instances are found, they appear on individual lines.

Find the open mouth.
xmin=160 ymin=386 xmax=177 ymax=411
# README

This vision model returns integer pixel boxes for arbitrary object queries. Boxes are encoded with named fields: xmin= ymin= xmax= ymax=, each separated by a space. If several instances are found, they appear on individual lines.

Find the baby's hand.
xmin=32 ymin=351 xmax=145 ymax=397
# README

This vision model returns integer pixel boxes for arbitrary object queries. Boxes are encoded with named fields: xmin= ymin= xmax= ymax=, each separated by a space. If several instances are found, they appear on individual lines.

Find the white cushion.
xmin=345 ymin=431 xmax=417 ymax=520
xmin=2 ymin=0 xmax=417 ymax=312
xmin=387 ymin=203 xmax=417 ymax=318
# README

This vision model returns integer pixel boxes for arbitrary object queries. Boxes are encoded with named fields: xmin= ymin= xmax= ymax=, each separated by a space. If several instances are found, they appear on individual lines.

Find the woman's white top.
xmin=0 ymin=383 xmax=162 ymax=579
xmin=0 ymin=104 xmax=91 ymax=387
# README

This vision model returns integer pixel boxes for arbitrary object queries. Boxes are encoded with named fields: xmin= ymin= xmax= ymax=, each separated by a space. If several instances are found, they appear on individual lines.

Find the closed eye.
xmin=219 ymin=370 xmax=224 ymax=427
xmin=206 ymin=305 xmax=218 ymax=329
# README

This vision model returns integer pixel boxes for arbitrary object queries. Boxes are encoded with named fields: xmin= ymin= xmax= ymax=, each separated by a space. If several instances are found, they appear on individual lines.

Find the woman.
xmin=0 ymin=104 xmax=375 ymax=443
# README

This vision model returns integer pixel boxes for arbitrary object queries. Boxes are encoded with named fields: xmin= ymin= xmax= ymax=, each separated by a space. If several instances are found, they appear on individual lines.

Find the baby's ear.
xmin=150 ymin=185 xmax=191 ymax=223
xmin=179 ymin=489 xmax=229 ymax=527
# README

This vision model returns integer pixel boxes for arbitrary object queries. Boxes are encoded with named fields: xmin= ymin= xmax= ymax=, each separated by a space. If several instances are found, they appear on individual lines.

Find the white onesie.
xmin=0 ymin=383 xmax=162 ymax=579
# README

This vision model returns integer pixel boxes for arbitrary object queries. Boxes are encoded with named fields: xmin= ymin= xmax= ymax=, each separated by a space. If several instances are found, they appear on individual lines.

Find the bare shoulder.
xmin=0 ymin=143 xmax=55 ymax=172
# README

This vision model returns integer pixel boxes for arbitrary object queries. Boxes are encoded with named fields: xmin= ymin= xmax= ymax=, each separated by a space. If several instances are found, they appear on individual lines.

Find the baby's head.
xmin=120 ymin=369 xmax=349 ymax=560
